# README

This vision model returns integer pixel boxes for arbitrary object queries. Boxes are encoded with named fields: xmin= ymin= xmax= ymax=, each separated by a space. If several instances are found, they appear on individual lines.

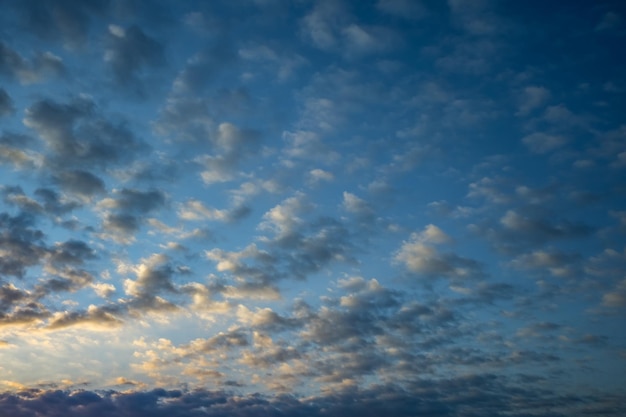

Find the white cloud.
xmin=308 ymin=168 xmax=334 ymax=184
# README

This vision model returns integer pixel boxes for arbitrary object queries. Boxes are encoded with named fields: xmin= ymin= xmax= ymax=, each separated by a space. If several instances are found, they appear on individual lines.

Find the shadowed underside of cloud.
xmin=0 ymin=381 xmax=623 ymax=417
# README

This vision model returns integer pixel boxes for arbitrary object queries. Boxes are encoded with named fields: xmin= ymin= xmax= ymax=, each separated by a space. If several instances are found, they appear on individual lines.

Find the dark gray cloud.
xmin=24 ymin=97 xmax=147 ymax=170
xmin=470 ymin=206 xmax=594 ymax=255
xmin=0 ymin=284 xmax=31 ymax=313
xmin=0 ymin=379 xmax=623 ymax=417
xmin=1 ymin=186 xmax=43 ymax=215
xmin=48 ymin=240 xmax=97 ymax=267
xmin=206 ymin=209 xmax=356 ymax=300
xmin=104 ymin=188 xmax=165 ymax=214
xmin=0 ymin=304 xmax=50 ymax=327
xmin=0 ymin=88 xmax=14 ymax=116
xmin=12 ymin=0 xmax=109 ymax=48
xmin=0 ymin=212 xmax=46 ymax=278
xmin=171 ymin=43 xmax=237 ymax=94
xmin=105 ymin=24 xmax=165 ymax=87
xmin=99 ymin=188 xmax=166 ymax=241
xmin=34 ymin=188 xmax=81 ymax=215
xmin=46 ymin=305 xmax=123 ymax=330
xmin=0 ymin=41 xmax=65 ymax=84
xmin=103 ymin=213 xmax=140 ymax=236
xmin=54 ymin=170 xmax=106 ymax=198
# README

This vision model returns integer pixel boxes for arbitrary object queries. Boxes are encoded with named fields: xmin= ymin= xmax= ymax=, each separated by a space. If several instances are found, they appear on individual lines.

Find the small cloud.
xmin=395 ymin=225 xmax=482 ymax=280
xmin=522 ymin=132 xmax=567 ymax=153
xmin=341 ymin=191 xmax=375 ymax=219
xmin=595 ymin=11 xmax=622 ymax=31
xmin=516 ymin=86 xmax=550 ymax=115
xmin=0 ymin=42 xmax=65 ymax=84
xmin=308 ymin=168 xmax=334 ymax=184
xmin=602 ymin=279 xmax=626 ymax=308
xmin=0 ymin=88 xmax=14 ymax=117
xmin=92 ymin=282 xmax=116 ymax=298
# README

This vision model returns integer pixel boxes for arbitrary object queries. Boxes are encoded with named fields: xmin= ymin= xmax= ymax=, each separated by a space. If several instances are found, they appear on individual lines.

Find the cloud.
xmin=300 ymin=0 xmax=347 ymax=51
xmin=23 ymin=97 xmax=147 ymax=170
xmin=596 ymin=11 xmax=622 ymax=31
xmin=499 ymin=209 xmax=592 ymax=242
xmin=282 ymin=130 xmax=340 ymax=163
xmin=602 ymin=278 xmax=626 ymax=308
xmin=13 ymin=0 xmax=109 ymax=48
xmin=46 ymin=304 xmax=123 ymax=330
xmin=0 ymin=384 xmax=621 ymax=417
xmin=98 ymin=188 xmax=166 ymax=242
xmin=48 ymin=240 xmax=96 ymax=267
xmin=341 ymin=24 xmax=401 ymax=56
xmin=0 ymin=42 xmax=65 ymax=84
xmin=236 ymin=305 xmax=301 ymax=332
xmin=259 ymin=192 xmax=312 ymax=240
xmin=92 ymin=282 xmax=116 ymax=299
xmin=341 ymin=192 xmax=375 ymax=221
xmin=0 ymin=88 xmax=14 ymax=116
xmin=447 ymin=0 xmax=501 ymax=35
xmin=510 ymin=249 xmax=581 ymax=278
xmin=239 ymin=44 xmax=307 ymax=81
xmin=469 ymin=204 xmax=594 ymax=256
xmin=0 ymin=0 xmax=623 ymax=412
xmin=308 ymin=169 xmax=334 ymax=185
xmin=0 ymin=284 xmax=32 ymax=314
xmin=376 ymin=0 xmax=428 ymax=19
xmin=104 ymin=24 xmax=165 ymax=87
xmin=178 ymin=199 xmax=249 ymax=223
xmin=395 ymin=224 xmax=483 ymax=280
xmin=0 ymin=211 xmax=46 ymax=278
xmin=0 ymin=133 xmax=40 ymax=170
xmin=121 ymin=253 xmax=180 ymax=309
xmin=300 ymin=1 xmax=400 ymax=57
xmin=100 ymin=189 xmax=165 ymax=214
xmin=172 ymin=44 xmax=236 ymax=93
xmin=195 ymin=123 xmax=261 ymax=185
xmin=32 ymin=188 xmax=79 ymax=216
xmin=516 ymin=86 xmax=550 ymax=115
xmin=53 ymin=170 xmax=106 ymax=199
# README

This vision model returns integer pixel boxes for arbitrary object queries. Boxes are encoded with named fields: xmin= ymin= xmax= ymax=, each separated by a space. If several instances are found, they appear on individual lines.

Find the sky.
xmin=0 ymin=0 xmax=625 ymax=415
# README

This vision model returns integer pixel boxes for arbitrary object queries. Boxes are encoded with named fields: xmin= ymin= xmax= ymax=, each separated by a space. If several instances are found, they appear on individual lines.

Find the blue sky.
xmin=0 ymin=0 xmax=625 ymax=415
